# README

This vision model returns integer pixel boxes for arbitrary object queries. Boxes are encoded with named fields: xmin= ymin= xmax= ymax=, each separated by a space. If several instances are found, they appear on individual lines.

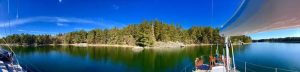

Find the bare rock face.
xmin=153 ymin=41 xmax=185 ymax=48
xmin=73 ymin=43 xmax=88 ymax=47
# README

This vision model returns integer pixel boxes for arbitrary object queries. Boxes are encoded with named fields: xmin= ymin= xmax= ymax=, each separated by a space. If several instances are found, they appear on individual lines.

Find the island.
xmin=253 ymin=37 xmax=300 ymax=43
xmin=0 ymin=20 xmax=252 ymax=48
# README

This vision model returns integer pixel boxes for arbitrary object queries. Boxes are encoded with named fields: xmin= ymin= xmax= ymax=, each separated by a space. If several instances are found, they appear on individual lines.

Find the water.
xmin=234 ymin=42 xmax=300 ymax=72
xmin=1 ymin=42 xmax=300 ymax=72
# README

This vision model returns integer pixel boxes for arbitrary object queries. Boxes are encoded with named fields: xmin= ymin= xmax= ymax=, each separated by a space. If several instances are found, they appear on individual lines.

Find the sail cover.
xmin=220 ymin=0 xmax=300 ymax=36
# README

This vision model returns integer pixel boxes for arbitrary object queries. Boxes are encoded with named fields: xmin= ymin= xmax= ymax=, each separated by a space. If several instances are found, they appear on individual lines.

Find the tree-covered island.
xmin=0 ymin=20 xmax=252 ymax=47
xmin=253 ymin=37 xmax=300 ymax=43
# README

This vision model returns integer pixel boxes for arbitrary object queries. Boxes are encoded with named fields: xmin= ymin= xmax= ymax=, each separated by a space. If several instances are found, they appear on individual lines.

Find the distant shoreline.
xmin=0 ymin=43 xmax=219 ymax=48
xmin=253 ymin=41 xmax=300 ymax=43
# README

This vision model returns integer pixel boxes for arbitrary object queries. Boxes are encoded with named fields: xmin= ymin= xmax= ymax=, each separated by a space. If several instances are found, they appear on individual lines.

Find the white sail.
xmin=220 ymin=0 xmax=300 ymax=36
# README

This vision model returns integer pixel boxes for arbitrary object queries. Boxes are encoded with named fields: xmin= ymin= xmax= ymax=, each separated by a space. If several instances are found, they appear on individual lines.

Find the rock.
xmin=153 ymin=41 xmax=185 ymax=48
xmin=132 ymin=46 xmax=144 ymax=53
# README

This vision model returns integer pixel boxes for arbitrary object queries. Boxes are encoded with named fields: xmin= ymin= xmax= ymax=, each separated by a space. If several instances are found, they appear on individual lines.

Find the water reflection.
xmin=1 ymin=45 xmax=225 ymax=72
xmin=4 ymin=43 xmax=299 ymax=72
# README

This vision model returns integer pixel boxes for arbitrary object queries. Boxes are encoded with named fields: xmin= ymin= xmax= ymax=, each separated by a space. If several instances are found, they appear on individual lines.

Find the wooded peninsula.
xmin=253 ymin=37 xmax=300 ymax=43
xmin=0 ymin=20 xmax=252 ymax=47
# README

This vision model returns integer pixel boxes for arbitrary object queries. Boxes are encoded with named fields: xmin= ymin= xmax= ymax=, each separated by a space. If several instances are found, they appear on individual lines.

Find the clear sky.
xmin=0 ymin=0 xmax=299 ymax=39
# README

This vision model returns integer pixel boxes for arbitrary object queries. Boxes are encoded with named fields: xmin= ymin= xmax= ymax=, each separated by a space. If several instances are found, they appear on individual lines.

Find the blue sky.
xmin=0 ymin=0 xmax=299 ymax=39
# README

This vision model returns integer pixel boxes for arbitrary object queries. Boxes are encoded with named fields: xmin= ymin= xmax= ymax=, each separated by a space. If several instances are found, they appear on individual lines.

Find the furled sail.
xmin=220 ymin=0 xmax=300 ymax=36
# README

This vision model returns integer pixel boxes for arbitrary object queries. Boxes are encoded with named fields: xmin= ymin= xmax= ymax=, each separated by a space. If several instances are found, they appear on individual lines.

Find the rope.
xmin=247 ymin=67 xmax=257 ymax=72
xmin=13 ymin=0 xmax=22 ymax=68
xmin=5 ymin=0 xmax=9 ymax=37
xmin=235 ymin=63 xmax=254 ymax=72
xmin=236 ymin=63 xmax=256 ymax=72
xmin=211 ymin=0 xmax=213 ymax=28
xmin=246 ymin=62 xmax=274 ymax=69
xmin=277 ymin=68 xmax=299 ymax=72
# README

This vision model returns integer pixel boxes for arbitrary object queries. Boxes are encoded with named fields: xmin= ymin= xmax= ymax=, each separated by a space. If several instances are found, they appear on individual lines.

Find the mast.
xmin=224 ymin=36 xmax=237 ymax=71
xmin=230 ymin=40 xmax=236 ymax=71
xmin=225 ymin=37 xmax=230 ymax=70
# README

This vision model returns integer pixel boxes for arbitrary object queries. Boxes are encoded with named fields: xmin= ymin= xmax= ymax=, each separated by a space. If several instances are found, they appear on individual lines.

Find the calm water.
xmin=1 ymin=42 xmax=300 ymax=72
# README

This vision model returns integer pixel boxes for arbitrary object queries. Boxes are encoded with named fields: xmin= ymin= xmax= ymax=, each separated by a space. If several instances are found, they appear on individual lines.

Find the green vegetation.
xmin=0 ymin=20 xmax=252 ymax=47
xmin=253 ymin=37 xmax=300 ymax=43
xmin=231 ymin=35 xmax=252 ymax=44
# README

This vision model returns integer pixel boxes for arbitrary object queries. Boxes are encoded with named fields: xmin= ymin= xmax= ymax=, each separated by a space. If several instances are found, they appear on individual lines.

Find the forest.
xmin=0 ymin=20 xmax=252 ymax=47
xmin=253 ymin=37 xmax=300 ymax=43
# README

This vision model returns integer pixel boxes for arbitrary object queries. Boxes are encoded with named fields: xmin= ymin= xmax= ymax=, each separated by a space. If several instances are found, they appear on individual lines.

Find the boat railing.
xmin=234 ymin=59 xmax=299 ymax=72
xmin=181 ymin=58 xmax=299 ymax=72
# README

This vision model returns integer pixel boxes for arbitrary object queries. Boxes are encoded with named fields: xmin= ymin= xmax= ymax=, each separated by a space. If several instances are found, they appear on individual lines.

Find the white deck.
xmin=193 ymin=66 xmax=238 ymax=72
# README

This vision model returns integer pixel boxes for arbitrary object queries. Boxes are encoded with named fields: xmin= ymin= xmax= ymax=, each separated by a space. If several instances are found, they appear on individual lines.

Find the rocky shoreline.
xmin=0 ymin=42 xmax=249 ymax=48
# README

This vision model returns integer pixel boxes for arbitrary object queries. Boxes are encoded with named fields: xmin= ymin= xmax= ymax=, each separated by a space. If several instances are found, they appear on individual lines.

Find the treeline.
xmin=0 ymin=20 xmax=252 ymax=47
xmin=253 ymin=37 xmax=300 ymax=43
xmin=231 ymin=35 xmax=252 ymax=43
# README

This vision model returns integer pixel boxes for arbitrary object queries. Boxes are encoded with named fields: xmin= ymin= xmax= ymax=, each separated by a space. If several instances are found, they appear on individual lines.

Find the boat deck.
xmin=0 ymin=49 xmax=25 ymax=72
